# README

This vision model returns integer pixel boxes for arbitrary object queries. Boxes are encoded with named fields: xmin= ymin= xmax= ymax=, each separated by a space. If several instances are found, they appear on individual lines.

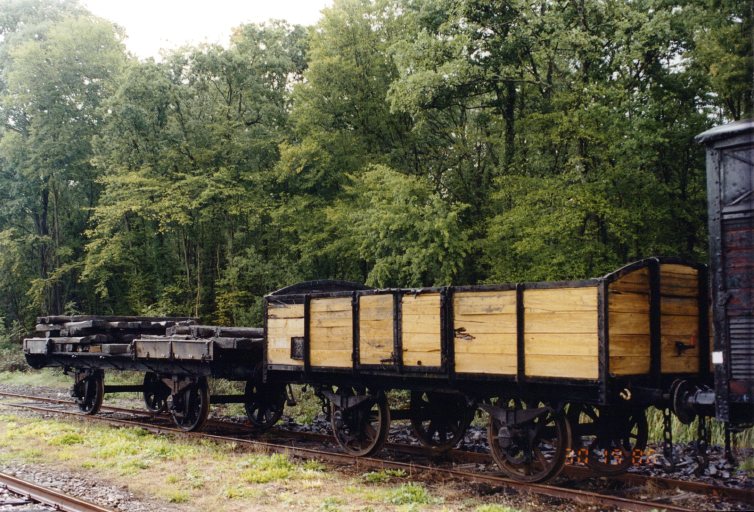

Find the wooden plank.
xmin=401 ymin=294 xmax=441 ymax=366
xmin=608 ymin=334 xmax=650 ymax=356
xmin=453 ymin=291 xmax=517 ymax=314
xmin=453 ymin=333 xmax=517 ymax=354
xmin=525 ymin=354 xmax=598 ymax=379
xmin=267 ymin=303 xmax=305 ymax=319
xmin=610 ymin=356 xmax=651 ymax=375
xmin=524 ymin=311 xmax=598 ymax=334
xmin=401 ymin=333 xmax=442 ymax=350
xmin=661 ymin=264 xmax=698 ymax=276
xmin=661 ymin=353 xmax=699 ymax=373
xmin=309 ymin=325 xmax=353 ymax=338
xmin=359 ymin=294 xmax=394 ymax=365
xmin=609 ymin=312 xmax=650 ymax=335
xmin=661 ymin=315 xmax=698 ymax=335
xmin=267 ymin=318 xmax=306 ymax=333
xmin=402 ymin=317 xmax=442 ymax=333
xmin=310 ymin=299 xmax=353 ymax=369
xmin=455 ymin=352 xmax=516 ymax=374
xmin=310 ymin=349 xmax=353 ymax=367
xmin=524 ymin=333 xmax=599 ymax=356
xmin=268 ymin=348 xmax=304 ymax=366
xmin=310 ymin=298 xmax=352 ymax=313
xmin=608 ymin=292 xmax=649 ymax=313
xmin=660 ymin=270 xmax=698 ymax=297
xmin=401 ymin=294 xmax=442 ymax=315
xmin=403 ymin=350 xmax=441 ymax=367
xmin=310 ymin=316 xmax=353 ymax=328
xmin=453 ymin=314 xmax=517 ymax=334
xmin=661 ymin=297 xmax=699 ymax=316
xmin=524 ymin=287 xmax=598 ymax=312
xmin=610 ymin=269 xmax=650 ymax=293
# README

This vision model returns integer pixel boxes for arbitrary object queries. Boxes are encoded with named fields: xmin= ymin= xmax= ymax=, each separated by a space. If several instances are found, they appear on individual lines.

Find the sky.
xmin=83 ymin=0 xmax=332 ymax=59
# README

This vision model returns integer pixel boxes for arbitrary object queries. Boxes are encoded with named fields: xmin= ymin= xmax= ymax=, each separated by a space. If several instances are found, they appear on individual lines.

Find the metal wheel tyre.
xmin=75 ymin=371 xmax=104 ymax=415
xmin=330 ymin=388 xmax=390 ymax=457
xmin=143 ymin=372 xmax=169 ymax=413
xmin=487 ymin=397 xmax=571 ymax=483
xmin=170 ymin=378 xmax=209 ymax=432
xmin=567 ymin=403 xmax=648 ymax=475
xmin=409 ymin=391 xmax=473 ymax=450
xmin=244 ymin=381 xmax=286 ymax=432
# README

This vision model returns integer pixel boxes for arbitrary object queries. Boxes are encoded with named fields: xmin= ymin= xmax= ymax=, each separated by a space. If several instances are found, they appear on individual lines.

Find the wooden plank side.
xmin=455 ymin=352 xmax=516 ymax=374
xmin=661 ymin=332 xmax=699 ymax=373
xmin=609 ymin=334 xmax=651 ymax=356
xmin=453 ymin=332 xmax=517 ymax=353
xmin=267 ymin=303 xmax=305 ymax=319
xmin=659 ymin=265 xmax=698 ymax=374
xmin=359 ymin=294 xmax=394 ymax=365
xmin=610 ymin=356 xmax=651 ymax=375
xmin=660 ymin=266 xmax=698 ymax=297
xmin=452 ymin=314 xmax=517 ymax=335
xmin=310 ymin=297 xmax=353 ymax=369
xmin=310 ymin=349 xmax=353 ymax=367
xmin=525 ymin=354 xmax=598 ymax=379
xmin=525 ymin=311 xmax=598 ymax=334
xmin=266 ymin=303 xmax=305 ymax=366
xmin=524 ymin=288 xmax=598 ymax=312
xmin=310 ymin=299 xmax=352 ymax=313
xmin=524 ymin=333 xmax=599 ymax=356
xmin=453 ymin=290 xmax=517 ymax=375
xmin=403 ymin=349 xmax=441 ymax=367
xmin=610 ymin=268 xmax=650 ymax=293
xmin=401 ymin=294 xmax=441 ymax=368
xmin=609 ymin=311 xmax=650 ymax=335
xmin=608 ymin=292 xmax=650 ymax=313
xmin=523 ymin=287 xmax=598 ymax=379
xmin=453 ymin=291 xmax=517 ymax=314
xmin=608 ymin=274 xmax=650 ymax=375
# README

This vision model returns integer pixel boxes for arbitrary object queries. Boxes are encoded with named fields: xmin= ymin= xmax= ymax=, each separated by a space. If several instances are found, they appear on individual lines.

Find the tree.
xmin=0 ymin=4 xmax=127 ymax=324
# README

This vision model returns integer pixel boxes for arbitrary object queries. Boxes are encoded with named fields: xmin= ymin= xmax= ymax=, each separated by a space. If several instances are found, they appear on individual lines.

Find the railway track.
xmin=1 ymin=391 xmax=751 ymax=512
xmin=0 ymin=472 xmax=115 ymax=512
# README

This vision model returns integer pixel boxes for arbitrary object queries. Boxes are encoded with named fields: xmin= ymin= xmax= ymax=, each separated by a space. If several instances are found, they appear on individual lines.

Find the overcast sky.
xmin=83 ymin=0 xmax=332 ymax=59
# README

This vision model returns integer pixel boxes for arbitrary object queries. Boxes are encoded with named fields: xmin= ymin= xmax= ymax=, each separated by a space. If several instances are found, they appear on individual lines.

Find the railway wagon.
xmin=23 ymin=317 xmax=273 ymax=431
xmin=697 ymin=119 xmax=754 ymax=430
xmin=264 ymin=257 xmax=710 ymax=480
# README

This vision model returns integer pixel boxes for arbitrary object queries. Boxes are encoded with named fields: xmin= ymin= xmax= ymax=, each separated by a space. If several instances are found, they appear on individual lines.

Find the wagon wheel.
xmin=244 ymin=380 xmax=286 ymax=432
xmin=74 ymin=371 xmax=104 ymax=415
xmin=487 ymin=397 xmax=571 ymax=483
xmin=330 ymin=387 xmax=390 ymax=457
xmin=170 ymin=378 xmax=209 ymax=432
xmin=567 ymin=404 xmax=647 ymax=475
xmin=409 ymin=391 xmax=474 ymax=450
xmin=143 ymin=372 xmax=169 ymax=413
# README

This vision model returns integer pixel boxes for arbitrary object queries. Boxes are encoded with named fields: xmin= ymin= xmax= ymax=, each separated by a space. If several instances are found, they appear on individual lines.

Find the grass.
xmin=385 ymin=483 xmax=437 ymax=506
xmin=362 ymin=469 xmax=407 ymax=484
xmin=474 ymin=506 xmax=521 ymax=512
xmin=646 ymin=407 xmax=754 ymax=448
xmin=0 ymin=408 xmax=523 ymax=511
xmin=739 ymin=457 xmax=754 ymax=475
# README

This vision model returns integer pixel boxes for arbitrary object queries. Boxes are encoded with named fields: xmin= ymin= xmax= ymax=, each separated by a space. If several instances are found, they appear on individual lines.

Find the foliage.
xmin=0 ymin=0 xmax=749 ymax=328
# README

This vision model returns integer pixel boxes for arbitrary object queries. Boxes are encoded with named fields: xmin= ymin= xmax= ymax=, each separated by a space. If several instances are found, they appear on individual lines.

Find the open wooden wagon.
xmin=264 ymin=257 xmax=710 ymax=481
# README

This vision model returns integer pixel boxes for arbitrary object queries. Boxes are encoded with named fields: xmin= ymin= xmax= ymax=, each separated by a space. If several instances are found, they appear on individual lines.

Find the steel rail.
xmin=280 ymin=429 xmax=754 ymax=505
xmin=0 ymin=395 xmax=706 ymax=512
xmin=0 ymin=472 xmax=115 ymax=512
xmin=2 ymin=391 xmax=752 ymax=506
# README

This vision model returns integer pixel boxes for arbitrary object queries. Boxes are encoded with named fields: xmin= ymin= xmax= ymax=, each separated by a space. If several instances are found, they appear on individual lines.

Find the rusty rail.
xmin=0 ymin=472 xmax=115 ymax=512
xmin=0 ymin=392 xmax=712 ymax=512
